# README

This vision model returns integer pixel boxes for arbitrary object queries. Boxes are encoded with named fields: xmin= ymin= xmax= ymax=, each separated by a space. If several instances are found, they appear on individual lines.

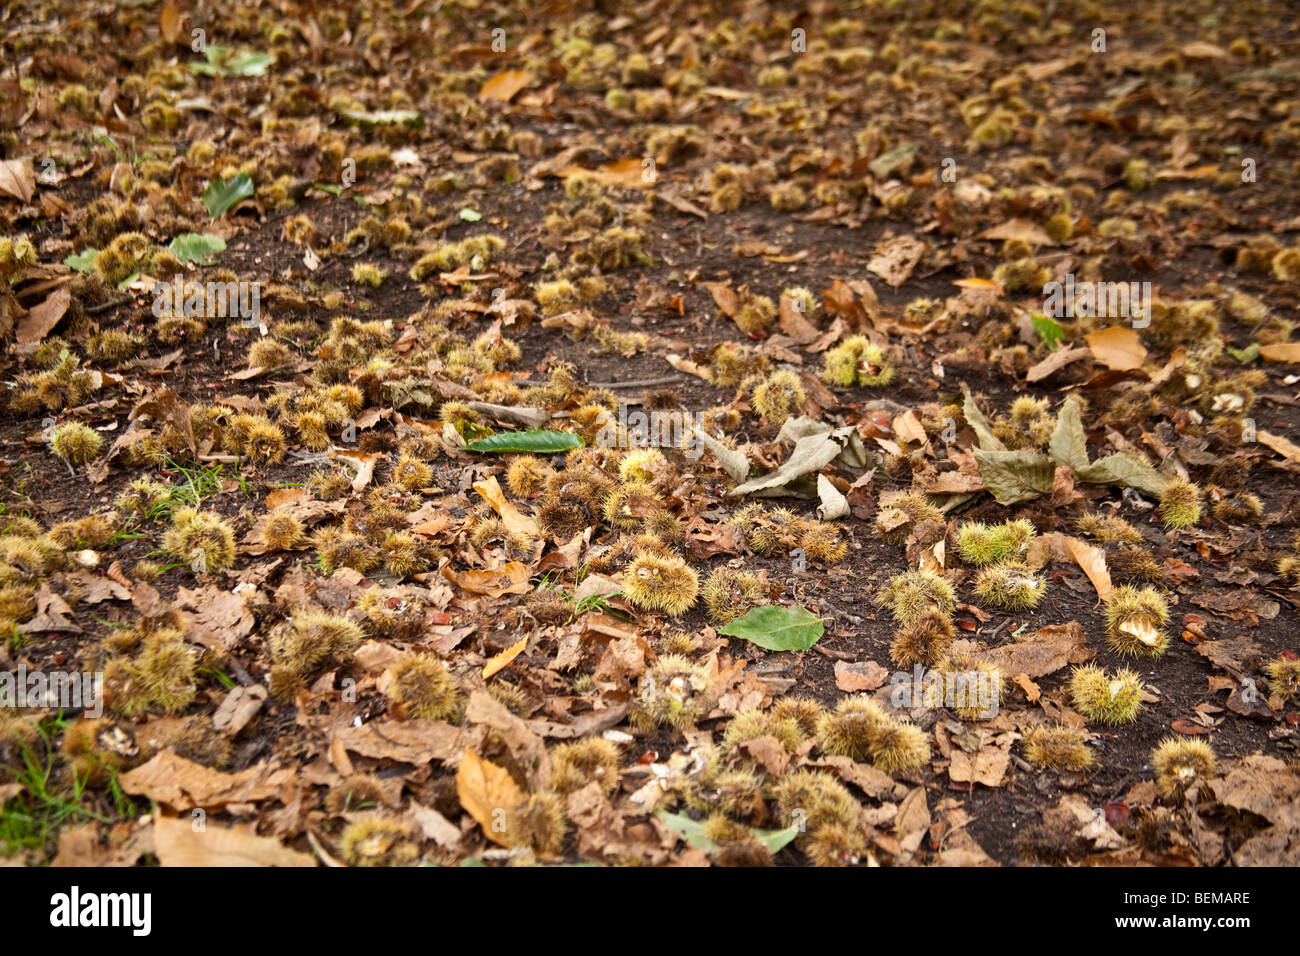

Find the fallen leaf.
xmin=118 ymin=751 xmax=295 ymax=809
xmin=1258 ymin=430 xmax=1300 ymax=464
xmin=442 ymin=561 xmax=530 ymax=597
xmin=482 ymin=638 xmax=527 ymax=679
xmin=1026 ymin=345 xmax=1091 ymax=382
xmin=974 ymin=621 xmax=1092 ymax=679
xmin=1258 ymin=343 xmax=1300 ymax=363
xmin=474 ymin=475 xmax=540 ymax=536
xmin=1085 ymin=326 xmax=1147 ymax=371
xmin=0 ymin=158 xmax=35 ymax=202
xmin=16 ymin=285 xmax=70 ymax=347
xmin=1061 ymin=536 xmax=1113 ymax=601
xmin=211 ymin=684 xmax=267 ymax=736
xmin=867 ymin=236 xmax=926 ymax=288
xmin=778 ymin=292 xmax=820 ymax=344
xmin=457 ymin=750 xmax=525 ymax=846
xmin=834 ymin=660 xmax=890 ymax=692
xmin=479 ymin=69 xmax=533 ymax=102
xmin=152 ymin=812 xmax=315 ymax=867
xmin=1013 ymin=673 xmax=1041 ymax=702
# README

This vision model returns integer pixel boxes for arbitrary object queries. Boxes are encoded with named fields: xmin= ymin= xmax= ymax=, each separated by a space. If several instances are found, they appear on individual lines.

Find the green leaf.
xmin=191 ymin=46 xmax=272 ymax=78
xmin=459 ymin=207 xmax=483 ymax=222
xmin=1048 ymin=396 xmax=1090 ymax=472
xmin=337 ymin=108 xmax=425 ymax=128
xmin=1031 ymin=313 xmax=1065 ymax=351
xmin=868 ymin=142 xmax=918 ymax=180
xmin=972 ymin=448 xmax=1055 ymax=505
xmin=463 ymin=429 xmax=585 ymax=454
xmin=656 ymin=811 xmax=721 ymax=852
xmin=224 ymin=52 xmax=273 ymax=77
xmin=961 ymin=388 xmax=1006 ymax=452
xmin=1227 ymin=342 xmax=1260 ymax=364
xmin=717 ymin=605 xmax=825 ymax=652
xmin=203 ymin=173 xmax=255 ymax=219
xmin=752 ymin=824 xmax=800 ymax=855
xmin=312 ymin=183 xmax=344 ymax=195
xmin=168 ymin=233 xmax=227 ymax=265
xmin=1076 ymin=452 xmax=1170 ymax=498
xmin=64 ymin=249 xmax=98 ymax=272
xmin=115 ymin=270 xmax=140 ymax=290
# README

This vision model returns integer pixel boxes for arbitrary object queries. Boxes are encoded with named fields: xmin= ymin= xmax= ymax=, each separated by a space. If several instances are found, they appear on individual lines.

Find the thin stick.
xmin=585 ymin=375 xmax=684 ymax=389
xmin=86 ymin=297 xmax=132 ymax=315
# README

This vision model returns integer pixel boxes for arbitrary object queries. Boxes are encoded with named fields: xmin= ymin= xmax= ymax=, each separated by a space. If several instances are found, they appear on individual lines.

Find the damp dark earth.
xmin=1 ymin=0 xmax=1299 ymax=868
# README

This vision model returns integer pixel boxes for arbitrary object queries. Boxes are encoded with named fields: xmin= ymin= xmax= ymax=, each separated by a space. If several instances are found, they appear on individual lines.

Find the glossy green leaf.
xmin=203 ymin=173 xmax=254 ymax=219
xmin=463 ymin=429 xmax=584 ymax=454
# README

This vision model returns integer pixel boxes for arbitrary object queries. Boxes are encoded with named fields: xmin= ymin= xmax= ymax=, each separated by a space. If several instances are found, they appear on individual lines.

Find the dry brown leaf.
xmin=479 ymin=69 xmax=533 ymax=102
xmin=892 ymin=411 xmax=928 ymax=445
xmin=118 ymin=751 xmax=295 ymax=809
xmin=702 ymin=281 xmax=739 ymax=318
xmin=778 ymin=292 xmax=820 ymax=344
xmin=442 ymin=561 xmax=530 ymax=597
xmin=334 ymin=720 xmax=464 ymax=763
xmin=948 ymin=733 xmax=1013 ymax=787
xmin=1085 ymin=326 xmax=1147 ymax=371
xmin=952 ymin=277 xmax=1001 ymax=290
xmin=211 ymin=684 xmax=267 ymax=736
xmin=1258 ymin=429 xmax=1300 ymax=463
xmin=152 ymin=812 xmax=315 ymax=867
xmin=331 ymin=448 xmax=382 ymax=491
xmin=834 ymin=659 xmax=890 ymax=692
xmin=0 ymin=158 xmax=35 ymax=202
xmin=664 ymin=353 xmax=713 ymax=382
xmin=972 ymin=621 xmax=1092 ymax=679
xmin=1013 ymin=673 xmax=1041 ymax=703
xmin=980 ymin=219 xmax=1055 ymax=245
xmin=16 ymin=285 xmax=70 ymax=348
xmin=457 ymin=750 xmax=525 ymax=846
xmin=265 ymin=487 xmax=307 ymax=510
xmin=867 ymin=236 xmax=926 ymax=288
xmin=1026 ymin=345 xmax=1091 ymax=382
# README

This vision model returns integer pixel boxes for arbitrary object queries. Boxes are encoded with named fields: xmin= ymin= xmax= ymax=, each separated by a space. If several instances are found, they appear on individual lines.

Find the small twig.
xmin=85 ymin=296 xmax=132 ymax=315
xmin=585 ymin=375 xmax=684 ymax=389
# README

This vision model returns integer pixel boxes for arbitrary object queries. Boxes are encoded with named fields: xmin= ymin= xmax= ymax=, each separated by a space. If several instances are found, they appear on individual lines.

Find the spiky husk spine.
xmin=1151 ymin=736 xmax=1217 ymax=802
xmin=623 ymin=552 xmax=699 ymax=617
xmin=1069 ymin=663 xmax=1145 ymax=725
xmin=1103 ymin=585 xmax=1170 ymax=658
xmin=1023 ymin=725 xmax=1094 ymax=771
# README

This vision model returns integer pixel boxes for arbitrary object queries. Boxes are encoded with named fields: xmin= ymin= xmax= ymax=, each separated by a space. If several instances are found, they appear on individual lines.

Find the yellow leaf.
xmin=456 ymin=751 xmax=525 ymax=846
xmin=161 ymin=2 xmax=181 ymax=43
xmin=559 ymin=157 xmax=653 ymax=190
xmin=473 ymin=475 xmax=539 ymax=537
xmin=1085 ymin=325 xmax=1147 ymax=372
xmin=479 ymin=70 xmax=533 ymax=102
xmin=1061 ymin=536 xmax=1113 ymax=602
xmin=1259 ymin=343 xmax=1300 ymax=364
xmin=483 ymin=638 xmax=527 ymax=679
xmin=953 ymin=277 xmax=1000 ymax=290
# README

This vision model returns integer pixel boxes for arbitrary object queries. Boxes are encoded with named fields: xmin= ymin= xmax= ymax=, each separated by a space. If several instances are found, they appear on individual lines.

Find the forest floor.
xmin=1 ymin=0 xmax=1299 ymax=867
